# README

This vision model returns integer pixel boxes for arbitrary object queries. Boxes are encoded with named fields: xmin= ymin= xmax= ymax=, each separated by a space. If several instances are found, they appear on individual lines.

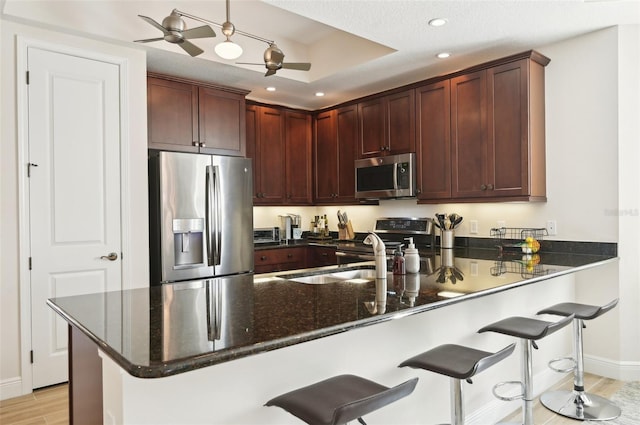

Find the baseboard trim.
xmin=0 ymin=377 xmax=26 ymax=401
xmin=585 ymin=355 xmax=640 ymax=381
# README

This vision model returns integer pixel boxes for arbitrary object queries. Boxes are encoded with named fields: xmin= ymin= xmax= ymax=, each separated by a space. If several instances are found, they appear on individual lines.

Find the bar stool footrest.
xmin=492 ymin=381 xmax=524 ymax=401
xmin=548 ymin=356 xmax=576 ymax=373
xmin=540 ymin=390 xmax=621 ymax=421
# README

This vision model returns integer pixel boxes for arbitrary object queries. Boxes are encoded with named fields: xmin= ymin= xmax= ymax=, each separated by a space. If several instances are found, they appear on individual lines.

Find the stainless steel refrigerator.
xmin=148 ymin=151 xmax=254 ymax=284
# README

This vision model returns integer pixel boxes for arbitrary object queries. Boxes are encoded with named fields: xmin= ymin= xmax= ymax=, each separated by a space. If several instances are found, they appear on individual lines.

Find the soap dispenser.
xmin=404 ymin=237 xmax=420 ymax=273
xmin=392 ymin=245 xmax=405 ymax=275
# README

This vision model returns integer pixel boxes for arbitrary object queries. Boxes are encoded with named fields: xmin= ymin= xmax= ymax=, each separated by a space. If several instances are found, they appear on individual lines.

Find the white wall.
xmin=0 ymin=18 xmax=149 ymax=399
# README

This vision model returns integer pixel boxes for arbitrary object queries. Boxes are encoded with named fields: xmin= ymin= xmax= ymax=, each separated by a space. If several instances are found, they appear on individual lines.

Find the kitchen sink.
xmin=281 ymin=267 xmax=377 ymax=284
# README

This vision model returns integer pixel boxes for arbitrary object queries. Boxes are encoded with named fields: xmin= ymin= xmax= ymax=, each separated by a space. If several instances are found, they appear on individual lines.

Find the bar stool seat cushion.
xmin=398 ymin=343 xmax=515 ymax=380
xmin=265 ymin=374 xmax=418 ymax=425
xmin=478 ymin=315 xmax=574 ymax=340
xmin=537 ymin=299 xmax=618 ymax=321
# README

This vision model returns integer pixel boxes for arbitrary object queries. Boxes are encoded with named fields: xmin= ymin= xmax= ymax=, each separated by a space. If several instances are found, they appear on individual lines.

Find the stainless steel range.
xmin=335 ymin=217 xmax=435 ymax=263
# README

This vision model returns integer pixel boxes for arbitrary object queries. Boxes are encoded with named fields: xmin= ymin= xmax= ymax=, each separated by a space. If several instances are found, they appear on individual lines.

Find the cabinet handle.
xmin=200 ymin=143 xmax=206 ymax=147
xmin=193 ymin=141 xmax=199 ymax=146
xmin=287 ymin=253 xmax=293 ymax=258
xmin=480 ymin=184 xmax=487 ymax=190
xmin=487 ymin=184 xmax=494 ymax=190
xmin=260 ymin=256 xmax=267 ymax=261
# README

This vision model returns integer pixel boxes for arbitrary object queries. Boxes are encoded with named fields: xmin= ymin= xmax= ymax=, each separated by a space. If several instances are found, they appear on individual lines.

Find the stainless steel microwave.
xmin=355 ymin=152 xmax=416 ymax=199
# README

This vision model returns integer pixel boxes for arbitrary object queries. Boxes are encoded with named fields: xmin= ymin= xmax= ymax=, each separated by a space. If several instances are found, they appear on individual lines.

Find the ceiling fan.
xmin=134 ymin=11 xmax=216 ymax=57
xmin=238 ymin=43 xmax=312 ymax=77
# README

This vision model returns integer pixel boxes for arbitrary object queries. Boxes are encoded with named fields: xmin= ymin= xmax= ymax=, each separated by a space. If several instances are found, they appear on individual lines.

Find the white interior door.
xmin=27 ymin=47 xmax=123 ymax=389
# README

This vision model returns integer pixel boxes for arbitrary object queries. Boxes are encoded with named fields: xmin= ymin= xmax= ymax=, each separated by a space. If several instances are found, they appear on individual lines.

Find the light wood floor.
xmin=0 ymin=373 xmax=625 ymax=425
xmin=0 ymin=383 xmax=68 ymax=425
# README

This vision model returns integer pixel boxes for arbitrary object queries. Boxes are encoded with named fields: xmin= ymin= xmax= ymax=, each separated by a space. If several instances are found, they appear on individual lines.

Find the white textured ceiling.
xmin=2 ymin=0 xmax=639 ymax=110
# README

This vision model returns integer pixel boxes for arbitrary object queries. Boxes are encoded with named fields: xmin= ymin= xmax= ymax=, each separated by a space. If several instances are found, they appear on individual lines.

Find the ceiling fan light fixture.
xmin=436 ymin=52 xmax=451 ymax=59
xmin=215 ymin=39 xmax=243 ymax=60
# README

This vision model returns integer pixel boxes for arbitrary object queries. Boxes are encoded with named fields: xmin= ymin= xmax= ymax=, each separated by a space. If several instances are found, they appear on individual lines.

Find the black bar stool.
xmin=265 ymin=374 xmax=418 ymax=425
xmin=478 ymin=314 xmax=575 ymax=425
xmin=537 ymin=299 xmax=620 ymax=421
xmin=398 ymin=343 xmax=516 ymax=425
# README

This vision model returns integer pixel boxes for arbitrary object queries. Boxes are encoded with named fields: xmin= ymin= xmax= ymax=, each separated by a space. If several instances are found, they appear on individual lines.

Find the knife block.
xmin=338 ymin=220 xmax=355 ymax=240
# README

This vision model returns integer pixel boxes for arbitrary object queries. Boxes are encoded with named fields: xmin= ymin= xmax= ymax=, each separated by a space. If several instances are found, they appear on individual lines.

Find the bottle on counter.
xmin=323 ymin=214 xmax=329 ymax=237
xmin=392 ymin=245 xmax=405 ymax=275
xmin=404 ymin=237 xmax=420 ymax=273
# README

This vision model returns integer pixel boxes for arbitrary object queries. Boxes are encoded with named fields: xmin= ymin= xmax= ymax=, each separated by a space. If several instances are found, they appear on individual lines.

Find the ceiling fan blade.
xmin=178 ymin=40 xmax=204 ymax=57
xmin=133 ymin=37 xmax=165 ymax=43
xmin=138 ymin=15 xmax=169 ymax=35
xmin=236 ymin=62 xmax=264 ymax=66
xmin=265 ymin=69 xmax=277 ymax=77
xmin=281 ymin=62 xmax=312 ymax=71
xmin=182 ymin=25 xmax=216 ymax=40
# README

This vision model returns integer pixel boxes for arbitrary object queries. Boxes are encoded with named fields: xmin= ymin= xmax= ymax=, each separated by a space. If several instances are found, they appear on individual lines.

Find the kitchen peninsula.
xmin=48 ymin=248 xmax=616 ymax=425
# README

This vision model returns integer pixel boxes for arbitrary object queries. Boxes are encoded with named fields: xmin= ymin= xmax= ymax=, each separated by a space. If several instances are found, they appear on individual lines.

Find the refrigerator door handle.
xmin=212 ymin=165 xmax=222 ymax=266
xmin=205 ymin=166 xmax=214 ymax=267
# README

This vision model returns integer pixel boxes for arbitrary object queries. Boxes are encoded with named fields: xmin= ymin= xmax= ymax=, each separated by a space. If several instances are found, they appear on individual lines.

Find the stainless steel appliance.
xmin=253 ymin=227 xmax=280 ymax=244
xmin=148 ymin=151 xmax=253 ymax=284
xmin=355 ymin=153 xmax=416 ymax=199
xmin=279 ymin=213 xmax=301 ymax=241
xmin=335 ymin=217 xmax=435 ymax=264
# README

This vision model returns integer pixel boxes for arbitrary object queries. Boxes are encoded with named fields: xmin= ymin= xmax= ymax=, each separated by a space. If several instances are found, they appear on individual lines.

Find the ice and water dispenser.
xmin=172 ymin=218 xmax=205 ymax=268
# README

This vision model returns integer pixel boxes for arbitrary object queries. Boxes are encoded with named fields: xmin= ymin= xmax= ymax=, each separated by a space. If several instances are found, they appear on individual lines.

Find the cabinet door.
xmin=199 ymin=87 xmax=246 ymax=156
xmin=335 ymin=105 xmax=358 ymax=202
xmin=147 ymin=77 xmax=199 ymax=152
xmin=245 ymin=105 xmax=260 ymax=201
xmin=487 ymin=59 xmax=529 ymax=197
xmin=387 ymin=89 xmax=416 ymax=155
xmin=254 ymin=106 xmax=285 ymax=205
xmin=416 ymin=80 xmax=451 ymax=200
xmin=285 ymin=111 xmax=312 ymax=204
xmin=357 ymin=98 xmax=386 ymax=158
xmin=314 ymin=110 xmax=339 ymax=202
xmin=451 ymin=70 xmax=490 ymax=198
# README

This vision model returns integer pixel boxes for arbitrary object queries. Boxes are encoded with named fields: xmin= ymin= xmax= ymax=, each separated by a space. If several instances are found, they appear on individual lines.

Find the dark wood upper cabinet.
xmin=285 ymin=111 xmax=313 ymax=204
xmin=416 ymin=80 xmax=452 ymax=200
xmin=314 ymin=105 xmax=360 ymax=204
xmin=147 ymin=77 xmax=199 ymax=153
xmin=449 ymin=56 xmax=547 ymax=201
xmin=198 ymin=87 xmax=246 ymax=156
xmin=357 ymin=89 xmax=415 ymax=158
xmin=147 ymin=73 xmax=248 ymax=156
xmin=246 ymin=105 xmax=286 ymax=205
xmin=451 ymin=69 xmax=490 ymax=199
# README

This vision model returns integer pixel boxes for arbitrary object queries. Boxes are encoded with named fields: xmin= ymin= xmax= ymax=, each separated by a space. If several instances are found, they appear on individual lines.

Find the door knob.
xmin=100 ymin=252 xmax=118 ymax=261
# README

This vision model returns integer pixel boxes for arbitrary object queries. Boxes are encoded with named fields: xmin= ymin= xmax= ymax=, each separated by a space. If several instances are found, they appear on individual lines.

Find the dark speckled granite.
xmin=48 ymin=248 xmax=616 ymax=379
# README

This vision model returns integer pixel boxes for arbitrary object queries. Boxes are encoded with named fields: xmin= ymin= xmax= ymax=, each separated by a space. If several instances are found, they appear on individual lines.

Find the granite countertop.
xmin=47 ymin=247 xmax=616 ymax=379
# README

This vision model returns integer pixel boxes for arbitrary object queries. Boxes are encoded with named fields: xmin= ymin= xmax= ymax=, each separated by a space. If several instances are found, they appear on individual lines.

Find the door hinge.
xmin=30 ymin=350 xmax=34 ymax=364
xmin=26 ymin=71 xmax=29 ymax=85
xmin=28 ymin=257 xmax=32 ymax=270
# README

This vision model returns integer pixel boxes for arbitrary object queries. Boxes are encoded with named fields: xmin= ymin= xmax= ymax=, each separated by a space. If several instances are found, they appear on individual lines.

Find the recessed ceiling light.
xmin=428 ymin=18 xmax=448 ymax=27
xmin=266 ymin=87 xmax=276 ymax=92
xmin=315 ymin=92 xmax=325 ymax=97
xmin=436 ymin=52 xmax=451 ymax=59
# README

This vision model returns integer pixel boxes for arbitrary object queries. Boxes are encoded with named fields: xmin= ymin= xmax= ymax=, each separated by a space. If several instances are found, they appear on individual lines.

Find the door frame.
xmin=16 ymin=36 xmax=134 ymax=394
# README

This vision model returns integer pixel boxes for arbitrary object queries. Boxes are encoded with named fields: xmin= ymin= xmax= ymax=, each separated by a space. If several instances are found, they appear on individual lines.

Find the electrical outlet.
xmin=497 ymin=220 xmax=506 ymax=229
xmin=547 ymin=220 xmax=557 ymax=236
xmin=470 ymin=220 xmax=479 ymax=234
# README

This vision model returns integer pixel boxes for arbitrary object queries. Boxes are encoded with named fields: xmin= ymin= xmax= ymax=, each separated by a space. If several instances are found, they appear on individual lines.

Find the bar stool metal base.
xmin=540 ymin=390 xmax=621 ymax=421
